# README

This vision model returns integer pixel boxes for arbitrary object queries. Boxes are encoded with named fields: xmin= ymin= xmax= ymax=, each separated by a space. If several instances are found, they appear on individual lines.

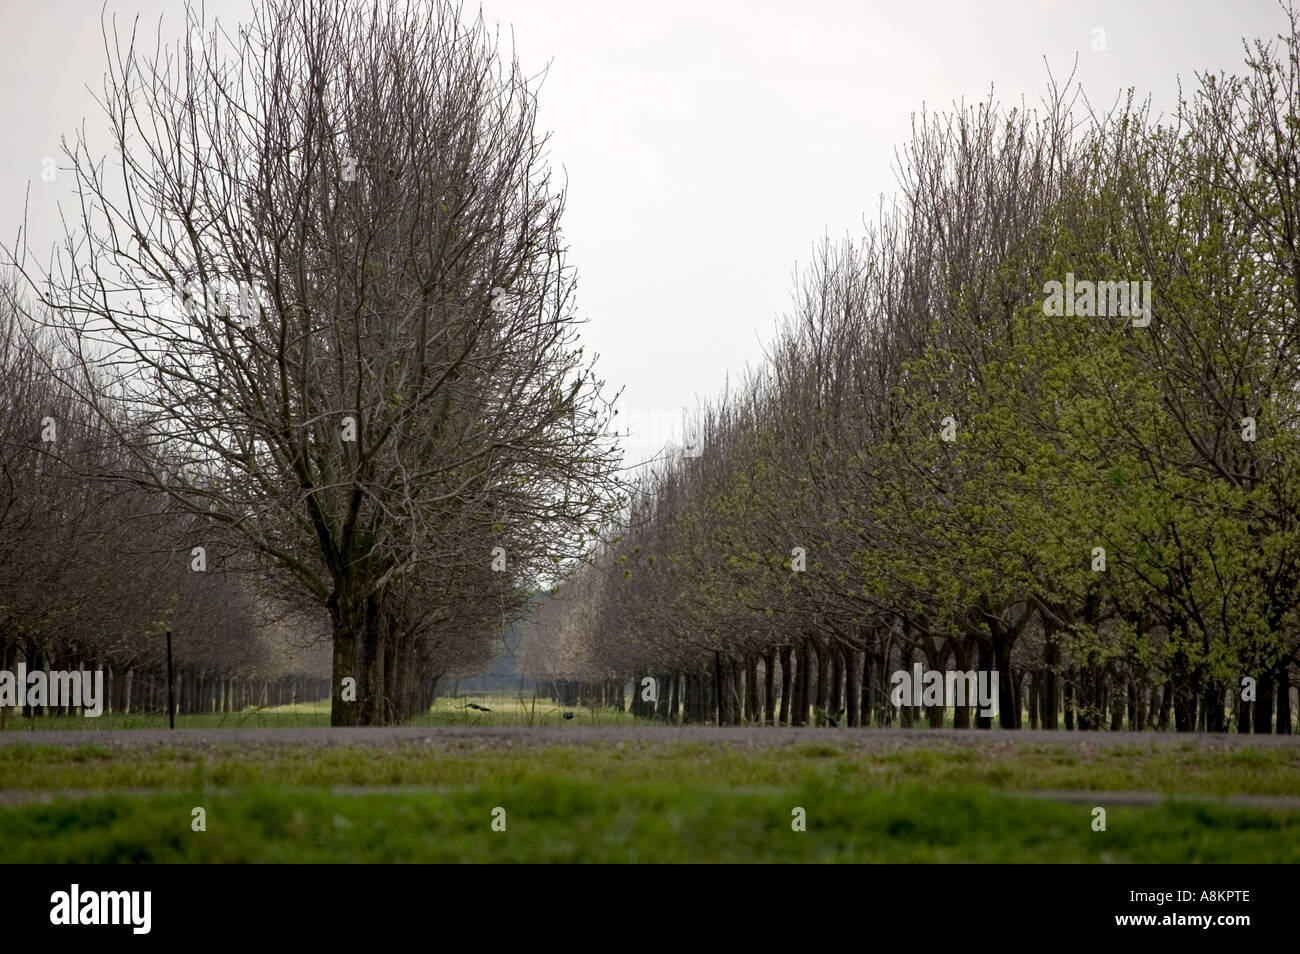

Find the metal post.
xmin=166 ymin=629 xmax=175 ymax=730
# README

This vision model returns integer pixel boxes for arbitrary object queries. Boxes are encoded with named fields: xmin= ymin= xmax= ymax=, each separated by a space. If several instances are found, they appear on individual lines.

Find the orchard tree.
xmin=6 ymin=0 xmax=620 ymax=724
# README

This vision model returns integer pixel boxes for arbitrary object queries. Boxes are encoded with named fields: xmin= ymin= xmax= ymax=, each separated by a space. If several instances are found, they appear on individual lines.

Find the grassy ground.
xmin=2 ymin=737 xmax=1298 ymax=794
xmin=3 ymin=782 xmax=1296 ymax=863
xmin=0 ymin=694 xmax=638 ymax=731
xmin=6 ymin=695 xmax=1294 ymax=732
xmin=0 ymin=732 xmax=1297 ymax=861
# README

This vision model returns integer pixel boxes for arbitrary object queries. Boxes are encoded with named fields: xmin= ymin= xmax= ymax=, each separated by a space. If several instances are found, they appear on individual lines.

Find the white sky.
xmin=1 ymin=0 xmax=1290 ymax=466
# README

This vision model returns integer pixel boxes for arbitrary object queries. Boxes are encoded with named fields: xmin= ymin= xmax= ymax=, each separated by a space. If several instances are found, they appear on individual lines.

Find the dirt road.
xmin=2 ymin=725 xmax=1298 ymax=751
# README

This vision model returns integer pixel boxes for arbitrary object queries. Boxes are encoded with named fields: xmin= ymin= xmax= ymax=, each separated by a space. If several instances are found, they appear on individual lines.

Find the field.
xmin=0 ymin=693 xmax=640 ymax=731
xmin=1 ymin=697 xmax=1298 ymax=862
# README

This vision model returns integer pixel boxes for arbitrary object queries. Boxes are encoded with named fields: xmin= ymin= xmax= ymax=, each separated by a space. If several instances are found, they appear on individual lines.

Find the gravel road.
xmin=2 ymin=725 xmax=1298 ymax=750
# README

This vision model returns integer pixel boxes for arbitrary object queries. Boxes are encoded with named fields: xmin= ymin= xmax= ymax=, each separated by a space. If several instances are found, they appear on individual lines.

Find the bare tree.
xmin=6 ymin=0 xmax=620 ymax=724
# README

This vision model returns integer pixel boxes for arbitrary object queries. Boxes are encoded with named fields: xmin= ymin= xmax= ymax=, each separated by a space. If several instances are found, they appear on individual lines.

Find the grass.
xmin=2 ymin=698 xmax=1296 ymax=862
xmin=0 ymin=693 xmax=639 ymax=731
xmin=2 ymin=738 xmax=1299 ymax=795
xmin=1 ymin=779 xmax=1296 ymax=862
xmin=9 ymin=696 xmax=1292 ymax=732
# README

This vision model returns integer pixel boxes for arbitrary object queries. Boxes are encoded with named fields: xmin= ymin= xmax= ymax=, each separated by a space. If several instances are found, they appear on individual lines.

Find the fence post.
xmin=165 ymin=630 xmax=175 ymax=729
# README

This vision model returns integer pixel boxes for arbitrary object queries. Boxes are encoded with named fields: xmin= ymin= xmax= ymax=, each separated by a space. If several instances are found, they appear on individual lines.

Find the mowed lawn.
xmin=0 ymin=732 xmax=1298 ymax=862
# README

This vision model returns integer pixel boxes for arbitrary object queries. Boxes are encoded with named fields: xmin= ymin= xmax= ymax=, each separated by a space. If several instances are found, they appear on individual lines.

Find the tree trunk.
xmin=730 ymin=660 xmax=743 ymax=724
xmin=1110 ymin=672 xmax=1126 ymax=731
xmin=860 ymin=648 xmax=874 ymax=727
xmin=778 ymin=646 xmax=793 ymax=726
xmin=713 ymin=653 xmax=726 ymax=725
xmin=764 ymin=650 xmax=777 ymax=726
xmin=975 ymin=642 xmax=993 ymax=729
xmin=828 ymin=646 xmax=843 ymax=722
xmin=1063 ymin=669 xmax=1075 ymax=731
xmin=1276 ymin=663 xmax=1292 ymax=735
xmin=815 ymin=639 xmax=830 ymax=724
xmin=1202 ymin=681 xmax=1224 ymax=733
xmin=1042 ymin=632 xmax=1059 ymax=730
xmin=795 ymin=641 xmax=813 ymax=727
xmin=1254 ymin=672 xmax=1274 ymax=734
xmin=994 ymin=633 xmax=1018 ymax=729
xmin=1078 ymin=663 xmax=1097 ymax=731
xmin=1028 ymin=672 xmax=1040 ymax=730
xmin=845 ymin=647 xmax=863 ymax=727
xmin=1174 ymin=674 xmax=1197 ymax=733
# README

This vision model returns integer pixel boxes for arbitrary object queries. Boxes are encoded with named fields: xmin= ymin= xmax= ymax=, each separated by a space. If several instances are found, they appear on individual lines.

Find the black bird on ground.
xmin=562 ymin=711 xmax=575 ymax=720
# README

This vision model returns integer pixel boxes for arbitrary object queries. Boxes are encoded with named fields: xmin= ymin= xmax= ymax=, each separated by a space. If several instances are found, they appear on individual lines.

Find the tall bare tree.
xmin=6 ymin=0 xmax=620 ymax=724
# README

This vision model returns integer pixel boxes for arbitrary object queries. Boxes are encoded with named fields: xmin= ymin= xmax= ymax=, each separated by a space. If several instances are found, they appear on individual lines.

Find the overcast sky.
xmin=1 ymin=0 xmax=1290 ymax=466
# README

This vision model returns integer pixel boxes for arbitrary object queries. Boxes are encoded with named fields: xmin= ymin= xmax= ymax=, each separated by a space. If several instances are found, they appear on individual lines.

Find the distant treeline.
xmin=0 ymin=287 xmax=331 ymax=716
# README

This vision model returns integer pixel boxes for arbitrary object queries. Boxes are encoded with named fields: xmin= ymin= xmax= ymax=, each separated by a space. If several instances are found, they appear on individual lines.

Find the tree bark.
xmin=815 ymin=639 xmax=831 ymax=724
xmin=1041 ymin=632 xmax=1059 ymax=729
xmin=764 ymin=650 xmax=777 ymax=725
xmin=778 ymin=646 xmax=793 ymax=726
xmin=1254 ymin=672 xmax=1274 ymax=734
xmin=975 ymin=641 xmax=993 ymax=729
xmin=845 ymin=647 xmax=863 ymax=727
xmin=1028 ymin=672 xmax=1040 ymax=729
xmin=828 ymin=645 xmax=843 ymax=721
xmin=1276 ymin=663 xmax=1292 ymax=735
xmin=795 ymin=640 xmax=814 ymax=727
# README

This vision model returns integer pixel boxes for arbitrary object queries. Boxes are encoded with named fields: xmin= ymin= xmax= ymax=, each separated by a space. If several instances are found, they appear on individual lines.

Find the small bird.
xmin=458 ymin=702 xmax=492 ymax=712
xmin=562 ymin=711 xmax=575 ymax=720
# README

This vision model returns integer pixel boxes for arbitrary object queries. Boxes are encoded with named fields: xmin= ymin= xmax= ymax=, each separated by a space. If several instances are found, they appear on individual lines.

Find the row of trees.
xmin=4 ymin=0 xmax=621 ymax=723
xmin=0 ymin=279 xmax=332 ymax=715
xmin=524 ymin=22 xmax=1300 ymax=732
